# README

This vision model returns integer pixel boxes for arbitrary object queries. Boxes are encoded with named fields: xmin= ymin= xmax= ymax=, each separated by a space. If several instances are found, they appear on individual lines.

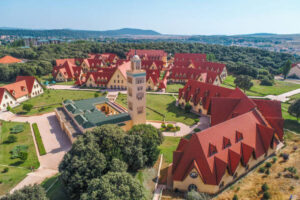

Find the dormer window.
xmin=236 ymin=131 xmax=243 ymax=142
xmin=209 ymin=143 xmax=217 ymax=156
xmin=190 ymin=172 xmax=198 ymax=179
xmin=223 ymin=137 xmax=231 ymax=149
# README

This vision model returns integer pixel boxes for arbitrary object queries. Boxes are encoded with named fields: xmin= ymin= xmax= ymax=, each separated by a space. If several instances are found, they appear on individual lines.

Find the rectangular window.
xmin=128 ymin=101 xmax=133 ymax=111
xmin=136 ymin=92 xmax=144 ymax=100
xmin=137 ymin=106 xmax=144 ymax=114
xmin=128 ymin=88 xmax=132 ymax=97
xmin=137 ymin=86 xmax=143 ymax=91
xmin=127 ymin=77 xmax=133 ymax=84
xmin=136 ymin=78 xmax=145 ymax=84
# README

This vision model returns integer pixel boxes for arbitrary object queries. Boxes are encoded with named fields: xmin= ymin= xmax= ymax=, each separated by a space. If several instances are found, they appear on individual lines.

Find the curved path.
xmin=0 ymin=111 xmax=71 ymax=192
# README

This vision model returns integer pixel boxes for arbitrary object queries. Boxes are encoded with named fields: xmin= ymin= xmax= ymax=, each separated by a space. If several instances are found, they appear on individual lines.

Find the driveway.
xmin=0 ymin=112 xmax=71 ymax=192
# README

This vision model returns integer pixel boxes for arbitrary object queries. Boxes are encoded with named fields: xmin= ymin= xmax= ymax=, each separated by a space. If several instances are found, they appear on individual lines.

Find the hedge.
xmin=32 ymin=123 xmax=46 ymax=156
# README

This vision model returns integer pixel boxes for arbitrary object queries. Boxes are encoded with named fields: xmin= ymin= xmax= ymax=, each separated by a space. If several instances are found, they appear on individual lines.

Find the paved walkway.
xmin=0 ymin=111 xmax=71 ymax=192
xmin=249 ymin=88 xmax=300 ymax=102
xmin=147 ymin=115 xmax=210 ymax=137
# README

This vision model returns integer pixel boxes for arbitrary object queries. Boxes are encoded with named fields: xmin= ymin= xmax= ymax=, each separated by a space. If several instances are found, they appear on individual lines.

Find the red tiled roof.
xmin=1 ymin=80 xmax=28 ymax=99
xmin=146 ymin=69 xmax=160 ymax=85
xmin=0 ymin=55 xmax=22 ymax=64
xmin=173 ymin=61 xmax=226 ymax=75
xmin=15 ymin=76 xmax=39 ymax=94
xmin=52 ymin=61 xmax=81 ymax=80
xmin=174 ymin=53 xmax=206 ymax=63
xmin=81 ymin=68 xmax=116 ymax=86
xmin=172 ymin=110 xmax=281 ymax=185
xmin=0 ymin=88 xmax=16 ymax=105
xmin=178 ymin=80 xmax=234 ymax=110
xmin=127 ymin=49 xmax=167 ymax=61
xmin=141 ymin=60 xmax=164 ymax=70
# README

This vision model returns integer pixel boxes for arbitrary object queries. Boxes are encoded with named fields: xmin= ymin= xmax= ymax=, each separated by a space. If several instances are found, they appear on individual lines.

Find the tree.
xmin=0 ymin=184 xmax=48 ymax=200
xmin=234 ymin=75 xmax=254 ymax=93
xmin=59 ymin=134 xmax=107 ymax=199
xmin=19 ymin=151 xmax=28 ymax=161
xmin=261 ymin=183 xmax=269 ymax=192
xmin=81 ymin=172 xmax=146 ymax=200
xmin=6 ymin=105 xmax=11 ymax=111
xmin=282 ymin=60 xmax=292 ymax=79
xmin=232 ymin=194 xmax=238 ymax=200
xmin=127 ymin=124 xmax=163 ymax=167
xmin=22 ymin=104 xmax=33 ymax=112
xmin=288 ymin=99 xmax=300 ymax=121
xmin=109 ymin=158 xmax=128 ymax=172
xmin=185 ymin=102 xmax=192 ymax=113
xmin=186 ymin=190 xmax=211 ymax=200
xmin=94 ymin=92 xmax=99 ymax=97
xmin=6 ymin=135 xmax=17 ymax=143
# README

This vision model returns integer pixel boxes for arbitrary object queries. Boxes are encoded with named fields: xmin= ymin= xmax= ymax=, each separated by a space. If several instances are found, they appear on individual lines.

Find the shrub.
xmin=294 ymin=175 xmax=299 ymax=180
xmin=194 ymin=128 xmax=201 ymax=133
xmin=10 ymin=124 xmax=24 ymax=134
xmin=265 ymin=162 xmax=272 ymax=168
xmin=167 ymin=124 xmax=174 ymax=130
xmin=6 ymin=135 xmax=17 ymax=143
xmin=287 ymin=167 xmax=297 ymax=174
xmin=261 ymin=183 xmax=269 ymax=192
xmin=263 ymin=191 xmax=271 ymax=199
xmin=19 ymin=151 xmax=28 ymax=161
xmin=290 ymin=186 xmax=295 ymax=190
xmin=22 ymin=104 xmax=33 ymax=112
xmin=260 ymin=77 xmax=273 ymax=86
xmin=161 ymin=123 xmax=166 ymax=128
xmin=185 ymin=102 xmax=192 ymax=113
xmin=103 ymin=91 xmax=108 ymax=95
xmin=265 ymin=169 xmax=270 ymax=175
xmin=175 ymin=126 xmax=180 ymax=131
xmin=232 ymin=194 xmax=238 ymax=200
xmin=94 ymin=92 xmax=99 ymax=97
xmin=282 ymin=153 xmax=289 ymax=161
xmin=259 ymin=167 xmax=266 ymax=173
xmin=2 ymin=167 xmax=9 ymax=173
xmin=272 ymin=157 xmax=277 ymax=163
xmin=194 ymin=119 xmax=200 ymax=124
xmin=6 ymin=105 xmax=12 ymax=111
xmin=32 ymin=123 xmax=46 ymax=156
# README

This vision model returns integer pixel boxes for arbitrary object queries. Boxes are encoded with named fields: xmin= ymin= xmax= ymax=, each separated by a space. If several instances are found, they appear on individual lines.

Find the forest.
xmin=0 ymin=41 xmax=298 ymax=82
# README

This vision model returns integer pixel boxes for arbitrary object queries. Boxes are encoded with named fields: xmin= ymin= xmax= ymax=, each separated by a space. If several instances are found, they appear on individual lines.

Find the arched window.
xmin=188 ymin=184 xmax=197 ymax=191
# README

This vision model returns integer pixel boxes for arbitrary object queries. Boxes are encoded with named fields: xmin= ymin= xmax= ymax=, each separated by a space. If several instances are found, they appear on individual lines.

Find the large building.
xmin=287 ymin=62 xmax=300 ymax=79
xmin=170 ymin=80 xmax=284 ymax=194
xmin=0 ymin=76 xmax=44 ymax=111
xmin=126 ymin=49 xmax=167 ymax=64
xmin=56 ymin=55 xmax=147 ymax=142
xmin=169 ymin=53 xmax=227 ymax=85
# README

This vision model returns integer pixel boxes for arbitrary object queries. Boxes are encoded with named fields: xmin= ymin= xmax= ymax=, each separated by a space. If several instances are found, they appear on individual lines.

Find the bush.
xmin=167 ymin=123 xmax=174 ymax=130
xmin=261 ymin=183 xmax=269 ymax=192
xmin=260 ymin=77 xmax=273 ymax=86
xmin=185 ymin=102 xmax=192 ymax=113
xmin=22 ymin=103 xmax=33 ymax=112
xmin=263 ymin=191 xmax=271 ymax=199
xmin=272 ymin=157 xmax=277 ymax=163
xmin=186 ymin=190 xmax=210 ymax=200
xmin=6 ymin=105 xmax=12 ymax=111
xmin=0 ymin=184 xmax=47 ymax=200
xmin=94 ymin=92 xmax=99 ymax=97
xmin=232 ymin=194 xmax=238 ymax=200
xmin=32 ymin=123 xmax=46 ymax=156
xmin=265 ymin=169 xmax=270 ymax=175
xmin=194 ymin=119 xmax=200 ymax=124
xmin=10 ymin=124 xmax=24 ymax=134
xmin=194 ymin=128 xmax=201 ymax=133
xmin=19 ymin=151 xmax=28 ymax=161
xmin=175 ymin=126 xmax=180 ymax=131
xmin=265 ymin=162 xmax=272 ymax=168
xmin=259 ymin=167 xmax=266 ymax=173
xmin=282 ymin=153 xmax=289 ymax=161
xmin=6 ymin=135 xmax=17 ymax=143
xmin=161 ymin=123 xmax=166 ymax=128
xmin=2 ymin=167 xmax=9 ymax=173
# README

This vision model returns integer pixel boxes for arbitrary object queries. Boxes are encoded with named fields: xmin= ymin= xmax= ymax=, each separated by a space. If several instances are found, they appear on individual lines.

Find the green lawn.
xmin=289 ymin=93 xmax=300 ymax=101
xmin=116 ymin=94 xmax=198 ymax=126
xmin=281 ymin=102 xmax=300 ymax=134
xmin=158 ymin=137 xmax=181 ymax=164
xmin=0 ymin=121 xmax=39 ymax=195
xmin=165 ymin=83 xmax=184 ymax=93
xmin=41 ymin=175 xmax=70 ymax=200
xmin=221 ymin=75 xmax=300 ymax=97
xmin=39 ymin=74 xmax=75 ymax=86
xmin=11 ymin=89 xmax=103 ymax=116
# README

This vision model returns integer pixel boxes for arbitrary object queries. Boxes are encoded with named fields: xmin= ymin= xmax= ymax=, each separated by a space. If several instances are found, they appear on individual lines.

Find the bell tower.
xmin=127 ymin=55 xmax=146 ymax=125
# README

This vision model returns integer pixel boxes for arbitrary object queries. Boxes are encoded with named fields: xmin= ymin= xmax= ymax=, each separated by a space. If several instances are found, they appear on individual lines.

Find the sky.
xmin=0 ymin=0 xmax=300 ymax=35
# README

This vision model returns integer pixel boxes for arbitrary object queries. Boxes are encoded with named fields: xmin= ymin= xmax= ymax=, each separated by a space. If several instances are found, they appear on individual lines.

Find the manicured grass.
xmin=116 ymin=94 xmax=198 ymax=125
xmin=11 ymin=89 xmax=102 ymax=116
xmin=221 ymin=75 xmax=300 ymax=97
xmin=0 ymin=121 xmax=39 ymax=195
xmin=55 ymin=80 xmax=76 ymax=85
xmin=32 ymin=123 xmax=46 ymax=155
xmin=158 ymin=136 xmax=181 ymax=164
xmin=289 ymin=93 xmax=300 ymax=101
xmin=165 ymin=83 xmax=184 ymax=93
xmin=281 ymin=102 xmax=300 ymax=134
xmin=39 ymin=74 xmax=75 ymax=85
xmin=41 ymin=175 xmax=70 ymax=200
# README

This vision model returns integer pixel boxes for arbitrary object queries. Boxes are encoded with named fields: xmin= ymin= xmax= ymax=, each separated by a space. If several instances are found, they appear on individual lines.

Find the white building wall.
xmin=30 ymin=79 xmax=44 ymax=97
xmin=0 ymin=90 xmax=18 ymax=111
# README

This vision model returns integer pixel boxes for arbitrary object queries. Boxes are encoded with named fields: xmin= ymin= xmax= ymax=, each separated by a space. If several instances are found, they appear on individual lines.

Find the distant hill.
xmin=0 ymin=28 xmax=161 ymax=38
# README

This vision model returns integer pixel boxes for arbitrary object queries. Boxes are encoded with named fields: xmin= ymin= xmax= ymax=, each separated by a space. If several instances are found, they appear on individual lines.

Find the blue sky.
xmin=1 ymin=0 xmax=299 ymax=35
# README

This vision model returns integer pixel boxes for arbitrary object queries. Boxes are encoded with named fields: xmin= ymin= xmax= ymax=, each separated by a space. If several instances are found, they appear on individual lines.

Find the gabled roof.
xmin=52 ymin=60 xmax=81 ymax=80
xmin=172 ymin=109 xmax=280 ymax=185
xmin=127 ymin=49 xmax=167 ymax=59
xmin=141 ymin=60 xmax=164 ymax=70
xmin=0 ymin=88 xmax=16 ymax=105
xmin=117 ymin=61 xmax=131 ymax=79
xmin=146 ymin=69 xmax=160 ymax=85
xmin=16 ymin=76 xmax=40 ymax=94
xmin=173 ymin=60 xmax=226 ymax=75
xmin=1 ymin=80 xmax=28 ymax=99
xmin=178 ymin=80 xmax=234 ymax=110
xmin=174 ymin=53 xmax=206 ymax=63
xmin=0 ymin=55 xmax=22 ymax=64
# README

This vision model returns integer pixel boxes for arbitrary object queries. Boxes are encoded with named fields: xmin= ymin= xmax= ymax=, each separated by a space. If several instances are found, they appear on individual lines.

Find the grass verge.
xmin=32 ymin=123 xmax=46 ymax=155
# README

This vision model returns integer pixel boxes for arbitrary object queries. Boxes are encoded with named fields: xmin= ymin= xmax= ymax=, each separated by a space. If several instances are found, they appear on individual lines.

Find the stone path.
xmin=147 ymin=115 xmax=210 ymax=137
xmin=0 ymin=111 xmax=71 ymax=192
